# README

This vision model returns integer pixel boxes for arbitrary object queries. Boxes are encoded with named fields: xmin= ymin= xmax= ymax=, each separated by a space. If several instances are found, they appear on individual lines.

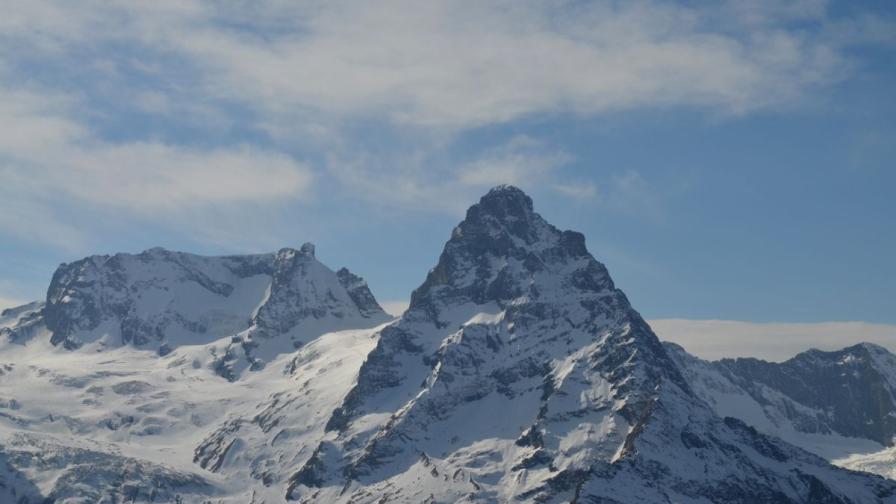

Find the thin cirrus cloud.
xmin=0 ymin=86 xmax=313 ymax=250
xmin=163 ymin=1 xmax=869 ymax=128
xmin=457 ymin=136 xmax=574 ymax=189
xmin=3 ymin=1 xmax=889 ymax=130
xmin=1 ymin=0 xmax=894 ymax=247
xmin=326 ymin=135 xmax=583 ymax=214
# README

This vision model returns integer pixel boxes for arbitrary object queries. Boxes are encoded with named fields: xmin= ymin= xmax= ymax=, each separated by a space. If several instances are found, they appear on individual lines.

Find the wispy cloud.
xmin=1 ymin=0 xmax=894 ymax=250
xmin=651 ymin=319 xmax=896 ymax=362
xmin=152 ymin=1 xmax=874 ymax=128
xmin=0 ymin=85 xmax=313 ymax=250
xmin=3 ymin=1 xmax=890 ymax=131
xmin=326 ymin=135 xmax=575 ymax=214
xmin=458 ymin=136 xmax=572 ymax=187
xmin=553 ymin=183 xmax=599 ymax=200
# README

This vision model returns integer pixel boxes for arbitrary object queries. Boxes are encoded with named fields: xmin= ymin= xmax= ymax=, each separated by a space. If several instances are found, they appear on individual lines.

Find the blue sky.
xmin=1 ymin=0 xmax=894 ymax=327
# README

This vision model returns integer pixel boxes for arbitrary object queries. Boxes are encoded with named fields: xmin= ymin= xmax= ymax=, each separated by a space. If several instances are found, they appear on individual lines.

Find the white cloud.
xmin=168 ymin=1 xmax=854 ymax=128
xmin=650 ymin=319 xmax=896 ymax=362
xmin=458 ymin=136 xmax=572 ymax=187
xmin=326 ymin=135 xmax=576 ymax=214
xmin=57 ymin=144 xmax=311 ymax=213
xmin=554 ymin=182 xmax=599 ymax=200
xmin=0 ymin=85 xmax=313 ymax=249
xmin=2 ymin=1 xmax=889 ymax=131
xmin=1 ymin=0 xmax=893 ymax=247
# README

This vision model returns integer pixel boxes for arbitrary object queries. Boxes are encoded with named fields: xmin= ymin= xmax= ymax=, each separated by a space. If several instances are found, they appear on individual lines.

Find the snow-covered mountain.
xmin=285 ymin=185 xmax=896 ymax=503
xmin=1 ymin=185 xmax=895 ymax=503
xmin=15 ymin=243 xmax=390 ymax=375
xmin=0 ymin=243 xmax=391 ymax=502
xmin=667 ymin=341 xmax=896 ymax=479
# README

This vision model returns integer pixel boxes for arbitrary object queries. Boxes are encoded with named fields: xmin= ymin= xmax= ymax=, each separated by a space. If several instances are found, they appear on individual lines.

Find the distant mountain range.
xmin=1 ymin=186 xmax=894 ymax=503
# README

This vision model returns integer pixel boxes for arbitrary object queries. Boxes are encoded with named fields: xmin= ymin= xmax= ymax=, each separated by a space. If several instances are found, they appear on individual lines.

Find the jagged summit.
xmin=474 ymin=184 xmax=534 ymax=219
xmin=409 ymin=185 xmax=595 ymax=312
xmin=299 ymin=242 xmax=316 ymax=257
xmin=456 ymin=184 xmax=543 ymax=244
xmin=28 ymin=244 xmax=390 ymax=354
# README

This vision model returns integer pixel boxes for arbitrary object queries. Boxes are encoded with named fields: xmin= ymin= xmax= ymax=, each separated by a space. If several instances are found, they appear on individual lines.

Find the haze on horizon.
xmin=1 ymin=0 xmax=894 ymax=360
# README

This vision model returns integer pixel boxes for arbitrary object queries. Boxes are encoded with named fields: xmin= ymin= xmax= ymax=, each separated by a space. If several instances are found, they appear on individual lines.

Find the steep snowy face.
xmin=250 ymin=244 xmax=389 ymax=337
xmin=289 ymin=185 xmax=689 ymax=500
xmin=667 ymin=341 xmax=896 ymax=451
xmin=40 ymin=244 xmax=389 ymax=353
xmin=410 ymin=185 xmax=612 ymax=312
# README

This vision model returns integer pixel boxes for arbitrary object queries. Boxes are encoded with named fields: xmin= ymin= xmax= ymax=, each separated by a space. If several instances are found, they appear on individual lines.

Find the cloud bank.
xmin=651 ymin=319 xmax=896 ymax=362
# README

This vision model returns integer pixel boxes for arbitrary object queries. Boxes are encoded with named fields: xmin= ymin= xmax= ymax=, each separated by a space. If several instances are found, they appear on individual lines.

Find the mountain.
xmin=0 ymin=244 xmax=392 ymax=503
xmin=7 ymin=242 xmax=390 ymax=378
xmin=667 ymin=341 xmax=896 ymax=478
xmin=286 ymin=185 xmax=896 ymax=503
xmin=1 ymin=185 xmax=894 ymax=503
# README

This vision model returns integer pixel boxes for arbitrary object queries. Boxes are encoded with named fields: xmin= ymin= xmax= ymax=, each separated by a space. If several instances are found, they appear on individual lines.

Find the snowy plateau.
xmin=1 ymin=185 xmax=895 ymax=503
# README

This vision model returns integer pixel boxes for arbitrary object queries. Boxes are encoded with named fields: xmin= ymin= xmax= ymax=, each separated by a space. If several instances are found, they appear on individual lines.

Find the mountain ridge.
xmin=0 ymin=185 xmax=894 ymax=503
xmin=666 ymin=338 xmax=896 ymax=481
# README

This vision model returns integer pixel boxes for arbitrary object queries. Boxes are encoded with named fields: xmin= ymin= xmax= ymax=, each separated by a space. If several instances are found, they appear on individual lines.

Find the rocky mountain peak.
xmin=275 ymin=242 xmax=316 ymax=262
xmin=472 ymin=183 xmax=534 ymax=221
xmin=454 ymin=184 xmax=540 ymax=245
xmin=300 ymin=242 xmax=316 ymax=257
xmin=297 ymin=186 xmax=695 ymax=499
xmin=409 ymin=185 xmax=606 ymax=316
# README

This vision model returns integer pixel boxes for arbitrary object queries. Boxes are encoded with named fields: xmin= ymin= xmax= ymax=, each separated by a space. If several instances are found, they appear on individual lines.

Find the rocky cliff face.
xmin=720 ymin=343 xmax=896 ymax=445
xmin=668 ymin=341 xmax=896 ymax=454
